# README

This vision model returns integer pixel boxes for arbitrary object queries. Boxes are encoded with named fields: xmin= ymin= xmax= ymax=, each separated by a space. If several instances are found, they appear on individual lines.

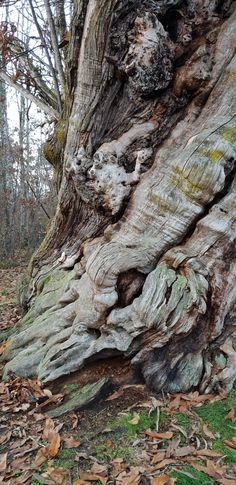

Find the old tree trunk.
xmin=3 ymin=0 xmax=236 ymax=394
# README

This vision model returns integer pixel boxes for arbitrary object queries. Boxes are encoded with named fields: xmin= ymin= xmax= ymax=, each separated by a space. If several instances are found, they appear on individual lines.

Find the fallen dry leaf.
xmin=218 ymin=479 xmax=236 ymax=485
xmin=145 ymin=430 xmax=173 ymax=440
xmin=69 ymin=411 xmax=79 ymax=429
xmin=0 ymin=453 xmax=7 ymax=472
xmin=202 ymin=423 xmax=215 ymax=439
xmin=106 ymin=389 xmax=125 ymax=401
xmin=76 ymin=471 xmax=107 ymax=484
xmin=224 ymin=438 xmax=236 ymax=451
xmin=91 ymin=462 xmax=108 ymax=475
xmin=122 ymin=467 xmax=143 ymax=485
xmin=0 ymin=431 xmax=11 ymax=445
xmin=112 ymin=457 xmax=126 ymax=477
xmin=33 ymin=448 xmax=48 ymax=468
xmin=225 ymin=407 xmax=236 ymax=421
xmin=42 ymin=417 xmax=55 ymax=441
xmin=152 ymin=459 xmax=176 ymax=471
xmin=191 ymin=459 xmax=226 ymax=481
xmin=152 ymin=452 xmax=166 ymax=464
xmin=174 ymin=446 xmax=195 ymax=458
xmin=151 ymin=474 xmax=170 ymax=484
xmin=195 ymin=449 xmax=222 ymax=458
xmin=47 ymin=433 xmax=61 ymax=458
xmin=45 ymin=465 xmax=68 ymax=484
xmin=129 ymin=412 xmax=140 ymax=425
xmin=63 ymin=436 xmax=81 ymax=448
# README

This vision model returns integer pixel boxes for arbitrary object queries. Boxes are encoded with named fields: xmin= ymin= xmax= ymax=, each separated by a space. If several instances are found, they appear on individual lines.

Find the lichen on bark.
xmin=2 ymin=0 xmax=236 ymax=394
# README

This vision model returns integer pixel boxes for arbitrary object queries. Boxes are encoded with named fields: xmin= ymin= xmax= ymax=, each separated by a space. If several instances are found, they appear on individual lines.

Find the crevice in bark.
xmin=3 ymin=1 xmax=236 ymax=394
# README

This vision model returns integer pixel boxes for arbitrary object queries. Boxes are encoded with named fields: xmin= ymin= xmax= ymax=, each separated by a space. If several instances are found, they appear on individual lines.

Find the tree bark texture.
xmin=3 ymin=0 xmax=236 ymax=394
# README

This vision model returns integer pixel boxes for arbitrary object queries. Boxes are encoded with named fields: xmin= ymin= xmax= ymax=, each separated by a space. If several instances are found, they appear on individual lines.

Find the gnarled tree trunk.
xmin=3 ymin=0 xmax=236 ymax=394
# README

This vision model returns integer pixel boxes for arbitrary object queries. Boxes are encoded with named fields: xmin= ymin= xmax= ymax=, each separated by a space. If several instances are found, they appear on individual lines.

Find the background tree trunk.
xmin=3 ymin=0 xmax=236 ymax=394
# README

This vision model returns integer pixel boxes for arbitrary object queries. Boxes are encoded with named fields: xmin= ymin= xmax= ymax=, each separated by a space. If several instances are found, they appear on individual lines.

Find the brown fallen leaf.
xmin=129 ymin=412 xmax=140 ymax=425
xmin=195 ymin=449 xmax=222 ymax=458
xmin=0 ymin=453 xmax=7 ymax=472
xmin=76 ymin=472 xmax=107 ymax=484
xmin=42 ymin=418 xmax=55 ymax=441
xmin=45 ymin=465 xmax=68 ymax=484
xmin=0 ymin=431 xmax=11 ymax=445
xmin=191 ymin=459 xmax=226 ymax=481
xmin=171 ymin=423 xmax=187 ymax=438
xmin=224 ymin=438 xmax=236 ymax=451
xmin=15 ymin=470 xmax=33 ymax=483
xmin=152 ymin=451 xmax=166 ymax=464
xmin=69 ymin=411 xmax=79 ymax=429
xmin=106 ymin=389 xmax=125 ymax=401
xmin=174 ymin=446 xmax=195 ymax=458
xmin=122 ymin=467 xmax=143 ymax=485
xmin=151 ymin=474 xmax=170 ymax=484
xmin=29 ymin=394 xmax=63 ymax=414
xmin=225 ymin=407 xmax=236 ymax=422
xmin=112 ymin=457 xmax=126 ymax=477
xmin=91 ymin=462 xmax=108 ymax=475
xmin=33 ymin=413 xmax=46 ymax=422
xmin=63 ymin=436 xmax=81 ymax=448
xmin=145 ymin=430 xmax=173 ymax=440
xmin=47 ymin=433 xmax=61 ymax=458
xmin=218 ymin=479 xmax=236 ymax=485
xmin=202 ymin=423 xmax=215 ymax=440
xmin=33 ymin=448 xmax=48 ymax=468
xmin=152 ymin=459 xmax=176 ymax=471
xmin=10 ymin=438 xmax=28 ymax=450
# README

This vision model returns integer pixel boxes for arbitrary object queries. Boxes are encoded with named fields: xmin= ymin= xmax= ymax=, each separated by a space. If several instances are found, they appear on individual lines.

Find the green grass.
xmin=109 ymin=410 xmax=168 ymax=439
xmin=173 ymin=413 xmax=191 ymax=430
xmin=0 ymin=289 xmax=9 ymax=297
xmin=170 ymin=465 xmax=214 ymax=485
xmin=195 ymin=391 xmax=236 ymax=440
xmin=52 ymin=448 xmax=76 ymax=469
xmin=194 ymin=390 xmax=236 ymax=465
xmin=91 ymin=410 xmax=169 ymax=464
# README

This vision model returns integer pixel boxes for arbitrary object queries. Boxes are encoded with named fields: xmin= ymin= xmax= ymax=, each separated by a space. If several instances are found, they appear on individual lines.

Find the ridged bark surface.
xmin=3 ymin=0 xmax=236 ymax=393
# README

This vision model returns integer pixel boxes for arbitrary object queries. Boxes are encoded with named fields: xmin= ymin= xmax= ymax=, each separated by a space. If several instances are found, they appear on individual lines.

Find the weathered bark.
xmin=3 ymin=0 xmax=236 ymax=394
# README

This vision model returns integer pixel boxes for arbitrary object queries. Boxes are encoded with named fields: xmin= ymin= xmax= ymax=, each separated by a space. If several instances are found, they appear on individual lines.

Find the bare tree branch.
xmin=43 ymin=0 xmax=65 ymax=93
xmin=8 ymin=39 xmax=58 ymax=109
xmin=0 ymin=70 xmax=60 ymax=118
xmin=28 ymin=0 xmax=63 ymax=112
xmin=26 ymin=179 xmax=51 ymax=219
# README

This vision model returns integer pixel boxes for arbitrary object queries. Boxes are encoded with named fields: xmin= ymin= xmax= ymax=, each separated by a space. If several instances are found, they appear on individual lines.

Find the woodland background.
xmin=0 ymin=0 xmax=58 ymax=263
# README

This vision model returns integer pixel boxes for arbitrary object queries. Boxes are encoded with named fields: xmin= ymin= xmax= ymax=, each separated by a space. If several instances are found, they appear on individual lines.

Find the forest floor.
xmin=0 ymin=261 xmax=236 ymax=485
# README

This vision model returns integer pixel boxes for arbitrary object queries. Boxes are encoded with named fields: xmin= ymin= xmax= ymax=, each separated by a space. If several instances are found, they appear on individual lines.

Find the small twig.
xmin=26 ymin=180 xmax=51 ymax=219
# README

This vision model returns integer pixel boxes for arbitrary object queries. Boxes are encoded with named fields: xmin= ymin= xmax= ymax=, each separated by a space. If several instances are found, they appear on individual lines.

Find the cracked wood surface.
xmin=2 ymin=1 xmax=236 ymax=393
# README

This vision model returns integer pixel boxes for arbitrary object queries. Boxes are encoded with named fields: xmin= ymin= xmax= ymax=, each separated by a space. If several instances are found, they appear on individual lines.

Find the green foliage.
xmin=53 ymin=448 xmax=76 ymax=469
xmin=195 ymin=390 xmax=236 ymax=464
xmin=173 ymin=413 xmax=191 ymax=430
xmin=170 ymin=465 xmax=214 ymax=485
xmin=109 ymin=410 xmax=168 ymax=439
xmin=195 ymin=390 xmax=236 ymax=440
